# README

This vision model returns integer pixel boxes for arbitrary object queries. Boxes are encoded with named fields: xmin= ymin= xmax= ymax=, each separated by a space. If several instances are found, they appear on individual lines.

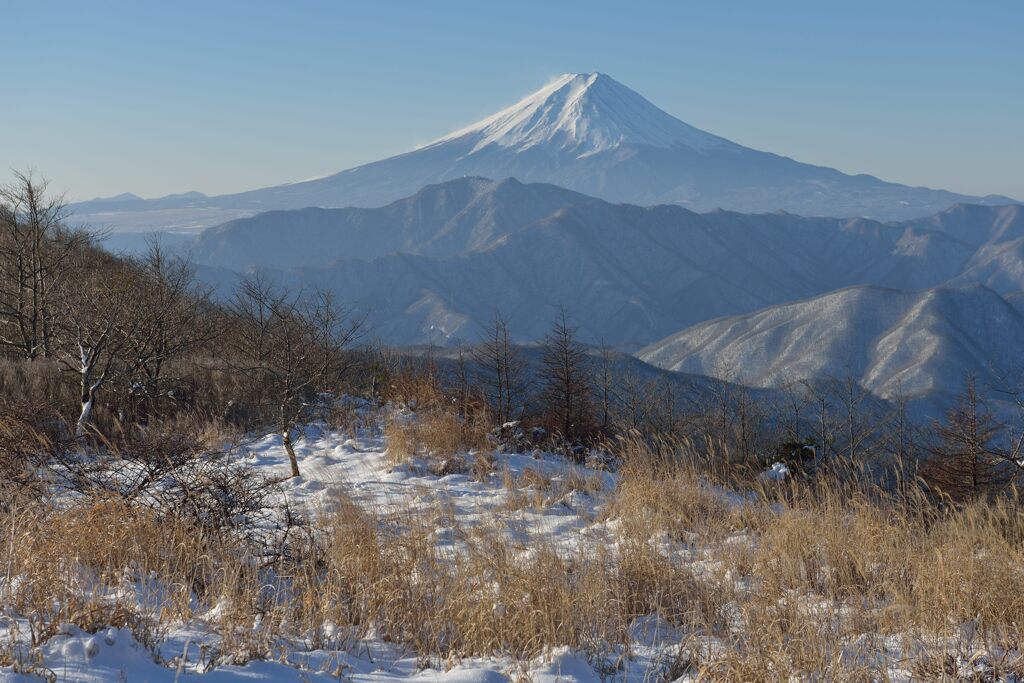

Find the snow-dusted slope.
xmin=72 ymin=73 xmax=1015 ymax=233
xmin=638 ymin=284 xmax=1024 ymax=400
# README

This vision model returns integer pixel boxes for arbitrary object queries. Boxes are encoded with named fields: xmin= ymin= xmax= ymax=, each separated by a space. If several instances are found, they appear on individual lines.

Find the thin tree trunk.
xmin=77 ymin=379 xmax=99 ymax=437
xmin=282 ymin=428 xmax=300 ymax=478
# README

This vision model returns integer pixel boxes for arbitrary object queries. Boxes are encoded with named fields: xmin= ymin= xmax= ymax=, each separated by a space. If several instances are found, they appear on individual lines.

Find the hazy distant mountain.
xmin=86 ymin=192 xmax=144 ymax=204
xmin=187 ymin=177 xmax=599 ymax=270
xmin=72 ymin=73 xmax=1015 ymax=233
xmin=638 ymin=284 xmax=1024 ymax=402
xmin=182 ymin=177 xmax=1023 ymax=348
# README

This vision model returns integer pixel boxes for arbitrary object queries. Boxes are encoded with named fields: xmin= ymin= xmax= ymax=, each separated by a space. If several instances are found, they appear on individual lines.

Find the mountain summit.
xmin=73 ymin=73 xmax=1015 ymax=232
xmin=431 ymin=72 xmax=738 ymax=157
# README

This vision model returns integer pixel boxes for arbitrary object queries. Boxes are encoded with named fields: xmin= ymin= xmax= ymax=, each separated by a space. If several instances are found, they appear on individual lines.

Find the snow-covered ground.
xmin=1 ymin=415 xmax=1011 ymax=681
xmin=6 ymin=620 xmax=689 ymax=683
xmin=0 ymin=420 xmax=690 ymax=682
xmin=266 ymin=423 xmax=615 ymax=549
xmin=3 ymin=627 xmax=685 ymax=683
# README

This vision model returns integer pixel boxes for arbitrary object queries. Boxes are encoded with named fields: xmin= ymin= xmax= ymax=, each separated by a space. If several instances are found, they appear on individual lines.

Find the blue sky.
xmin=4 ymin=1 xmax=1022 ymax=201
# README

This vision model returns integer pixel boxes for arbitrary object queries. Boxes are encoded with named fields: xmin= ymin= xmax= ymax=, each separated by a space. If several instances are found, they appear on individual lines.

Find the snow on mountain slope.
xmin=638 ymin=284 xmax=1024 ymax=400
xmin=900 ymin=202 xmax=1024 ymax=247
xmin=72 ymin=73 xmax=1017 ymax=233
xmin=918 ymin=205 xmax=1024 ymax=291
xmin=431 ymin=72 xmax=738 ymax=157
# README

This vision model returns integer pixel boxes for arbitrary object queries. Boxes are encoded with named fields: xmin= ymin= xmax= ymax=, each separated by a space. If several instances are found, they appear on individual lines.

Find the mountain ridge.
xmin=180 ymin=177 xmax=1024 ymax=350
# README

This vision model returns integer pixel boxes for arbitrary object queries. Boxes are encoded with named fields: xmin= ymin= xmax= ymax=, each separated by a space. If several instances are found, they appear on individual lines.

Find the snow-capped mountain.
xmin=183 ymin=177 xmax=1024 ymax=349
xmin=73 ymin=73 xmax=1015 ymax=233
xmin=430 ymin=72 xmax=739 ymax=157
xmin=638 ymin=285 xmax=1024 ymax=403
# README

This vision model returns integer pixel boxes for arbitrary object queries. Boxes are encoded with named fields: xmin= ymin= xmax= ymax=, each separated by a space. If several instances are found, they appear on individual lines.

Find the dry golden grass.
xmin=608 ymin=438 xmax=755 ymax=545
xmin=383 ymin=368 xmax=493 ymax=462
xmin=601 ymin=437 xmax=1024 ymax=679
xmin=4 ymin=433 xmax=1024 ymax=679
xmin=470 ymin=450 xmax=496 ymax=482
xmin=415 ymin=410 xmax=468 ymax=458
xmin=385 ymin=406 xmax=492 ymax=468
xmin=518 ymin=465 xmax=551 ymax=490
xmin=383 ymin=418 xmax=417 ymax=464
xmin=1 ymin=498 xmax=226 ymax=651
xmin=385 ymin=368 xmax=495 ymax=471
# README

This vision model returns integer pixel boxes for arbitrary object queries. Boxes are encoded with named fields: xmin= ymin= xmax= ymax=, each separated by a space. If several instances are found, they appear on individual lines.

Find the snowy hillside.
xmin=638 ymin=284 xmax=1024 ymax=400
xmin=71 ymin=73 xmax=1015 ymax=233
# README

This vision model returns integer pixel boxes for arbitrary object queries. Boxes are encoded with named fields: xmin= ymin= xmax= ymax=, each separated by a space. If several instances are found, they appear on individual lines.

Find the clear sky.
xmin=4 ymin=1 xmax=1022 ymax=201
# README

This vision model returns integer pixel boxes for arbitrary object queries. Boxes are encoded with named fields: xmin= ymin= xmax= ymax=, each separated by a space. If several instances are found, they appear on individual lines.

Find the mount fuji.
xmin=74 ymin=73 xmax=1013 ymax=233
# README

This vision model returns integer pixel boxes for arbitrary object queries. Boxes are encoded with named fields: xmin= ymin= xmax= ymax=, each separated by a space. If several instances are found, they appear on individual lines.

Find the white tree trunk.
xmin=282 ymin=428 xmax=300 ymax=478
xmin=76 ymin=378 xmax=102 ymax=437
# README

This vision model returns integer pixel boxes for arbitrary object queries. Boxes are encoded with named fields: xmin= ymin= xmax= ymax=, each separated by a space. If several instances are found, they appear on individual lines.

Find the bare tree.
xmin=593 ymin=342 xmax=615 ymax=438
xmin=537 ymin=306 xmax=593 ymax=445
xmin=653 ymin=374 xmax=685 ymax=438
xmin=454 ymin=342 xmax=482 ymax=419
xmin=0 ymin=171 xmax=89 ymax=359
xmin=470 ymin=311 xmax=528 ymax=425
xmin=223 ymin=276 xmax=361 ymax=477
xmin=778 ymin=377 xmax=813 ymax=444
xmin=801 ymin=380 xmax=838 ymax=460
xmin=365 ymin=340 xmax=398 ymax=405
xmin=125 ymin=238 xmax=218 ymax=419
xmin=693 ymin=366 xmax=768 ymax=467
xmin=55 ymin=256 xmax=147 ymax=435
xmin=835 ymin=375 xmax=879 ymax=466
xmin=611 ymin=370 xmax=652 ymax=435
xmin=886 ymin=391 xmax=915 ymax=460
